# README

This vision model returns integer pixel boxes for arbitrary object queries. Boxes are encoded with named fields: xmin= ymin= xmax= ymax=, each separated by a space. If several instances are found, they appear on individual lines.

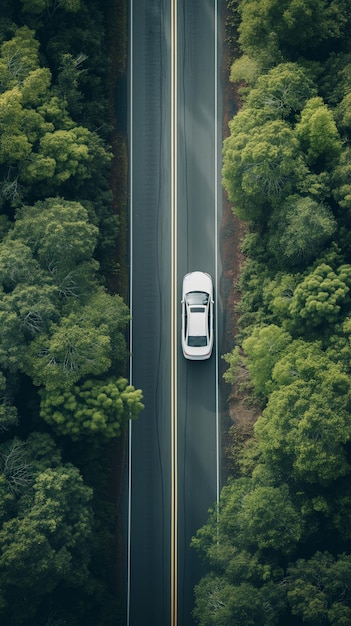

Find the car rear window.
xmin=188 ymin=336 xmax=208 ymax=347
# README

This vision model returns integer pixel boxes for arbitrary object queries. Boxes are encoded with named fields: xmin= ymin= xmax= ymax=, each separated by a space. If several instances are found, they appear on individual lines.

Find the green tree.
xmin=40 ymin=377 xmax=144 ymax=440
xmin=0 ymin=464 xmax=92 ymax=624
xmin=56 ymin=52 xmax=86 ymax=116
xmin=295 ymin=97 xmax=342 ymax=168
xmin=0 ymin=439 xmax=32 ymax=495
xmin=191 ymin=474 xmax=293 ymax=624
xmin=0 ymin=27 xmax=111 ymax=204
xmin=230 ymin=54 xmax=262 ymax=90
xmin=237 ymin=484 xmax=303 ymax=553
xmin=256 ymin=341 xmax=351 ymax=483
xmin=238 ymin=0 xmax=349 ymax=61
xmin=0 ymin=372 xmax=18 ymax=434
xmin=12 ymin=197 xmax=99 ymax=295
xmin=0 ymin=88 xmax=32 ymax=167
xmin=21 ymin=67 xmax=52 ymax=108
xmin=0 ymin=240 xmax=40 ymax=290
xmin=245 ymin=62 xmax=316 ymax=121
xmin=20 ymin=0 xmax=81 ymax=14
xmin=288 ymin=263 xmax=351 ymax=332
xmin=26 ymin=290 xmax=129 ymax=389
xmin=0 ymin=26 xmax=40 ymax=89
xmin=241 ymin=324 xmax=292 ymax=397
xmin=268 ymin=196 xmax=337 ymax=267
xmin=287 ymin=552 xmax=351 ymax=625
xmin=193 ymin=474 xmax=302 ymax=559
xmin=332 ymin=147 xmax=351 ymax=213
xmin=263 ymin=271 xmax=299 ymax=322
xmin=26 ymin=311 xmax=110 ymax=389
xmin=0 ymin=282 xmax=59 ymax=371
xmin=193 ymin=574 xmax=284 ymax=626
xmin=223 ymin=117 xmax=306 ymax=221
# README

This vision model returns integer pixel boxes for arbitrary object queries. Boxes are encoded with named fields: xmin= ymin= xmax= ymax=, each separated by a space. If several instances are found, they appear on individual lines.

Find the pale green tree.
xmin=0 ymin=26 xmax=40 ymax=89
xmin=39 ymin=377 xmax=144 ymax=440
xmin=268 ymin=196 xmax=337 ymax=267
xmin=223 ymin=117 xmax=306 ymax=221
xmin=256 ymin=341 xmax=351 ymax=483
xmin=295 ymin=97 xmax=342 ymax=168
xmin=288 ymin=263 xmax=351 ymax=332
xmin=332 ymin=147 xmax=351 ymax=213
xmin=246 ymin=63 xmax=316 ymax=121
xmin=241 ymin=324 xmax=292 ymax=397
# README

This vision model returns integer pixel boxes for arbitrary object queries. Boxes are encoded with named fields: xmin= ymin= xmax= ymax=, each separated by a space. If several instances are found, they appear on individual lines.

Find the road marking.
xmin=214 ymin=0 xmax=221 ymax=526
xmin=170 ymin=0 xmax=178 ymax=623
xmin=127 ymin=0 xmax=134 ymax=624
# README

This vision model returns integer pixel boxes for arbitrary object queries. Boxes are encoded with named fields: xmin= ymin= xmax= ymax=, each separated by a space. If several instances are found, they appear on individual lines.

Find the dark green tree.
xmin=0 ymin=282 xmax=59 ymax=371
xmin=193 ymin=574 xmax=285 ymax=626
xmin=0 ymin=463 xmax=92 ymax=624
xmin=20 ymin=0 xmax=81 ymax=14
xmin=238 ymin=0 xmax=350 ymax=62
xmin=12 ymin=198 xmax=99 ymax=296
xmin=287 ymin=551 xmax=351 ymax=625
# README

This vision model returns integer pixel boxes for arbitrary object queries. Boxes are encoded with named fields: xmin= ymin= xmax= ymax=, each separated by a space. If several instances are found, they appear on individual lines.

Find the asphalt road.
xmin=127 ymin=1 xmax=222 ymax=624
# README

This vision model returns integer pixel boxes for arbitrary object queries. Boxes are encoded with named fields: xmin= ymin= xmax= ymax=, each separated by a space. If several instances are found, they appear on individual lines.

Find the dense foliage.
xmin=193 ymin=1 xmax=351 ymax=625
xmin=0 ymin=1 xmax=142 ymax=624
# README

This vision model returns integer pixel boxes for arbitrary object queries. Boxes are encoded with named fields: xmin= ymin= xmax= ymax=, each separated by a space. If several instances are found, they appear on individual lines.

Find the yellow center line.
xmin=170 ymin=0 xmax=178 ymax=624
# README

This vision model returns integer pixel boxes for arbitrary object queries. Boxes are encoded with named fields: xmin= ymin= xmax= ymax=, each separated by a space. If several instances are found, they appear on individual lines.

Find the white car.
xmin=181 ymin=271 xmax=214 ymax=360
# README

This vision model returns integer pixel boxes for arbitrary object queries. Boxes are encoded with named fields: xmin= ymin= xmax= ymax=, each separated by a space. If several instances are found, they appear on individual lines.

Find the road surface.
xmin=127 ymin=1 xmax=222 ymax=624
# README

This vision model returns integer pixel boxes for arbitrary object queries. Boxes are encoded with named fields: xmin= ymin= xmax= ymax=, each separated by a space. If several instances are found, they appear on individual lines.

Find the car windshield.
xmin=186 ymin=291 xmax=209 ymax=306
xmin=188 ymin=336 xmax=208 ymax=347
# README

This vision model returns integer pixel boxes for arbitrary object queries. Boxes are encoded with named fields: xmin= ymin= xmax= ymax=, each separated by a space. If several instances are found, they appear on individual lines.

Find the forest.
xmin=0 ymin=1 xmax=143 ymax=625
xmin=192 ymin=1 xmax=351 ymax=625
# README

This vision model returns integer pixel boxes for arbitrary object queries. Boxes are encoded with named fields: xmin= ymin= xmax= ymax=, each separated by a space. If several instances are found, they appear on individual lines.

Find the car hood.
xmin=182 ymin=271 xmax=212 ymax=297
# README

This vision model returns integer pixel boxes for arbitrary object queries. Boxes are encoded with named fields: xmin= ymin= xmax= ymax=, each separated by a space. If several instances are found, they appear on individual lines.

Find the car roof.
xmin=188 ymin=305 xmax=207 ymax=337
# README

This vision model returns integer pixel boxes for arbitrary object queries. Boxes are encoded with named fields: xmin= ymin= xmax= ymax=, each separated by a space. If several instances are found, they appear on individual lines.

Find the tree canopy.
xmin=197 ymin=3 xmax=351 ymax=625
xmin=0 ymin=2 xmax=139 ymax=623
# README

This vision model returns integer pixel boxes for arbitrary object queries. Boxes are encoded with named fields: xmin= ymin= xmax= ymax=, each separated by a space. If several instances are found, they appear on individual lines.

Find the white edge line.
xmin=171 ymin=1 xmax=178 ymax=624
xmin=215 ymin=0 xmax=221 ymax=532
xmin=127 ymin=0 xmax=133 ymax=623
